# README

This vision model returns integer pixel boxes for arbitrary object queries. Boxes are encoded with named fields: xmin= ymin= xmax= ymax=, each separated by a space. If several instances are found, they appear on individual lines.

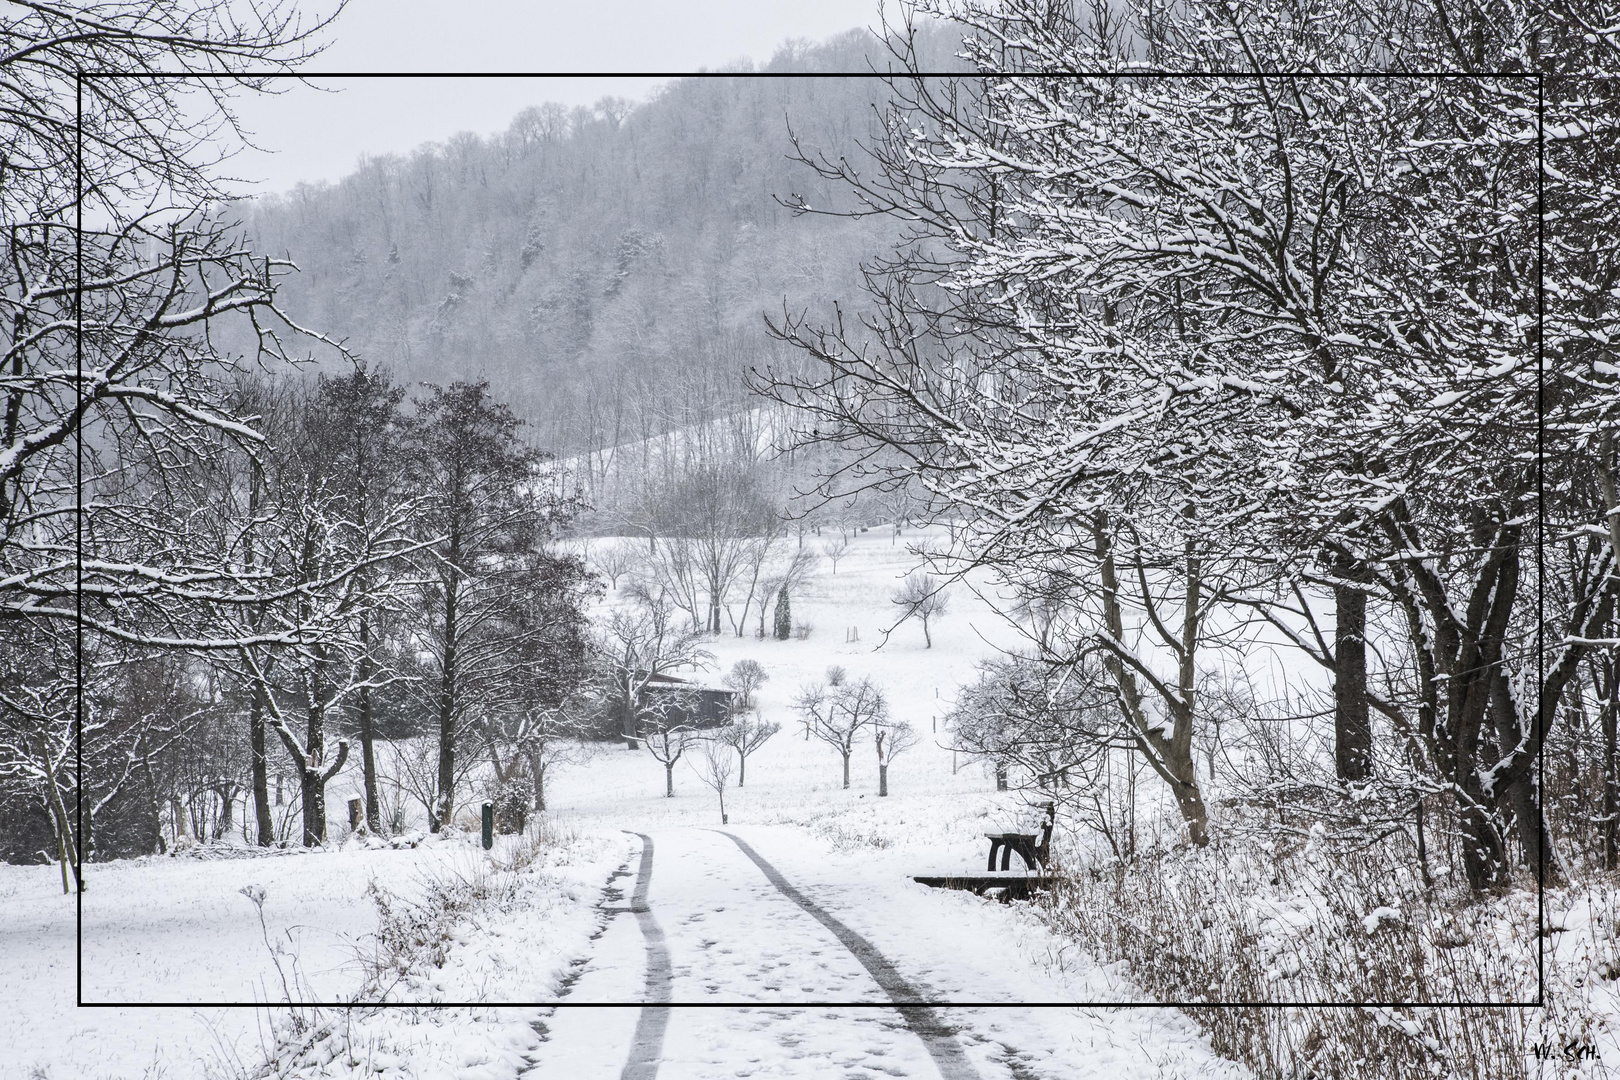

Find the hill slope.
xmin=240 ymin=30 xmax=963 ymax=453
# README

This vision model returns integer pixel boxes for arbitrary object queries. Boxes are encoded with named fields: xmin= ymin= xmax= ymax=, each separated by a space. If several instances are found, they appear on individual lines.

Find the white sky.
xmin=224 ymin=0 xmax=888 ymax=197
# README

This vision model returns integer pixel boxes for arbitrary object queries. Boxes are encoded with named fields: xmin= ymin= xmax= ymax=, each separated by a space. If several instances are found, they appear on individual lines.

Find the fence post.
xmin=481 ymin=801 xmax=494 ymax=850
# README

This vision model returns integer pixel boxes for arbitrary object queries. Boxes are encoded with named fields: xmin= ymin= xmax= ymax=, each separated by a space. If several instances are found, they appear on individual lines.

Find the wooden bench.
xmin=984 ymin=801 xmax=1054 ymax=872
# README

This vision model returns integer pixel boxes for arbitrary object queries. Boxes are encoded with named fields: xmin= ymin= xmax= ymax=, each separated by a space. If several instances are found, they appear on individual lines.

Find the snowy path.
xmin=524 ymin=826 xmax=1250 ymax=1080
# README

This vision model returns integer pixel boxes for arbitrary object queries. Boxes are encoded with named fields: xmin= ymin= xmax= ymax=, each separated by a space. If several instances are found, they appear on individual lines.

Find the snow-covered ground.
xmin=7 ymin=828 xmax=630 ymax=1080
xmin=10 ymin=526 xmax=1252 ymax=1079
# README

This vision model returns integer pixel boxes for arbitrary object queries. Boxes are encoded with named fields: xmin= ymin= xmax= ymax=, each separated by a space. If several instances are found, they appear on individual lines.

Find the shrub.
xmin=491 ymin=776 xmax=533 ymax=834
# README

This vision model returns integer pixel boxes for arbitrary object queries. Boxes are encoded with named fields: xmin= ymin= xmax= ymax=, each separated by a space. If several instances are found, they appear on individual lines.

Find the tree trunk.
xmin=300 ymin=766 xmax=326 ymax=847
xmin=530 ymin=753 xmax=548 ymax=813
xmin=1459 ymin=799 xmax=1510 ymax=892
xmin=996 ymin=763 xmax=1008 ymax=791
xmin=623 ymin=690 xmax=639 ymax=750
xmin=879 ymin=763 xmax=889 ymax=797
xmin=738 ymin=751 xmax=747 ymax=788
xmin=1333 ymin=575 xmax=1372 ymax=782
xmin=922 ymin=616 xmax=932 ymax=648
xmin=665 ymin=762 xmax=675 ymax=798
xmin=1491 ymin=669 xmax=1548 ymax=877
xmin=434 ymin=565 xmax=460 ymax=832
xmin=249 ymin=683 xmax=274 ymax=846
xmin=1092 ymin=514 xmax=1211 ymax=847
xmin=39 ymin=746 xmax=80 ymax=893
xmin=212 ymin=785 xmax=236 ymax=840
xmin=357 ymin=620 xmax=381 ymax=834
xmin=841 ymin=751 xmax=851 ymax=789
xmin=142 ymin=752 xmax=166 ymax=855
xmin=1605 ymin=665 xmax=1618 ymax=871
xmin=1167 ymin=758 xmax=1210 ymax=846
xmin=171 ymin=796 xmax=191 ymax=846
xmin=1415 ymin=798 xmax=1433 ymax=888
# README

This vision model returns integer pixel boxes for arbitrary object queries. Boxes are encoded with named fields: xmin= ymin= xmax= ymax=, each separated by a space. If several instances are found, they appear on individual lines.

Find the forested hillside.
xmin=240 ymin=31 xmax=931 ymax=457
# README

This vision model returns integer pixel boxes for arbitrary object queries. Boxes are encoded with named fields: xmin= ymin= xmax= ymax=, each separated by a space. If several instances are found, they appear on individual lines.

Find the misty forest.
xmin=3 ymin=1 xmax=1619 ymax=1078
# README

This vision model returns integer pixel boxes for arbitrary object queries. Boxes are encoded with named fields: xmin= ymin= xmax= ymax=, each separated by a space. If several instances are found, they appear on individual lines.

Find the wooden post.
xmin=348 ymin=796 xmax=363 ymax=834
xmin=481 ymin=801 xmax=494 ymax=850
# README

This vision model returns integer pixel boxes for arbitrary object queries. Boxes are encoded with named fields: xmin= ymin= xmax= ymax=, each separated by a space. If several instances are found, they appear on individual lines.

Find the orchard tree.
xmin=720 ymin=714 xmax=780 ymax=787
xmin=795 ymin=677 xmax=888 ymax=789
xmin=722 ymin=659 xmax=769 ymax=711
xmin=874 ymin=718 xmax=918 ymax=797
xmin=641 ymin=694 xmax=700 ymax=798
xmin=890 ymin=572 xmax=948 ymax=649
xmin=690 ymin=735 xmax=735 ymax=822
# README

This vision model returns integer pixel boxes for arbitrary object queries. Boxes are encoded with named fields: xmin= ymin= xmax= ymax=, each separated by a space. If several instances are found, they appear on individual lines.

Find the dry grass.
xmin=1037 ymin=826 xmax=1615 ymax=1079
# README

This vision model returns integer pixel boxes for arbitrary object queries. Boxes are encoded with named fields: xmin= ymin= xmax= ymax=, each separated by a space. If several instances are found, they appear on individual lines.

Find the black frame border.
xmin=70 ymin=66 xmax=1548 ymax=1013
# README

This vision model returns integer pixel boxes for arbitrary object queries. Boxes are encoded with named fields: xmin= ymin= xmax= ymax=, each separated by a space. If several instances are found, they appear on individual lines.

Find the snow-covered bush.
xmin=490 ymin=777 xmax=533 ymax=834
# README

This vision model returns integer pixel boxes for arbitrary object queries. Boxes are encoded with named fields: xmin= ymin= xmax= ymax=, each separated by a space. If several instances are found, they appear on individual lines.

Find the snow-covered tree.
xmin=594 ymin=583 xmax=713 ymax=749
xmin=407 ymin=380 xmax=585 ymax=832
xmin=761 ymin=0 xmax=1614 ymax=883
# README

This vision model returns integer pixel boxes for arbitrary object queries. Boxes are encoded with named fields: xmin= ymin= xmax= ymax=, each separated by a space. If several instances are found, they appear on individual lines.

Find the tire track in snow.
xmin=619 ymin=831 xmax=671 ymax=1080
xmin=714 ymin=830 xmax=981 ymax=1080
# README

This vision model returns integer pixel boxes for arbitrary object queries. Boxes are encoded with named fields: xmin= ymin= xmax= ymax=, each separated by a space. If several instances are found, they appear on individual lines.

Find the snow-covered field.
xmin=9 ymin=526 xmax=1251 ymax=1080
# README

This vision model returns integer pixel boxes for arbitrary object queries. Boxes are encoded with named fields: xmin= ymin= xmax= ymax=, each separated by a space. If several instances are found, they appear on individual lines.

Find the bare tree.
xmin=794 ymin=677 xmax=888 ymax=789
xmin=645 ymin=451 xmax=779 ymax=635
xmin=722 ymin=660 xmax=769 ymax=711
xmin=720 ymin=714 xmax=780 ymax=788
xmin=727 ymin=531 xmax=786 ymax=637
xmin=689 ymin=735 xmax=736 ymax=822
xmin=2 ymin=2 xmax=347 ymax=638
xmin=648 ymin=534 xmax=706 ymax=631
xmin=595 ymin=541 xmax=640 ymax=591
xmin=482 ymin=697 xmax=594 ymax=817
xmin=874 ymin=719 xmax=920 ymax=797
xmin=821 ymin=533 xmax=850 ymax=573
xmin=642 ymin=710 xmax=697 ymax=799
xmin=891 ymin=573 xmax=949 ymax=649
xmin=195 ymin=380 xmax=431 ymax=847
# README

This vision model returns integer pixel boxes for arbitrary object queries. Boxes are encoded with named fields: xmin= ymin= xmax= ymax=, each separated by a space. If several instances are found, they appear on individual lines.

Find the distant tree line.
xmin=233 ymin=30 xmax=968 ymax=463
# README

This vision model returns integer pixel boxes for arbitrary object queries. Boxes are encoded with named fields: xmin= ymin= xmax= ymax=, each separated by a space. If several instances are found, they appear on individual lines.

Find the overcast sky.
xmin=224 ymin=0 xmax=887 ymax=197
